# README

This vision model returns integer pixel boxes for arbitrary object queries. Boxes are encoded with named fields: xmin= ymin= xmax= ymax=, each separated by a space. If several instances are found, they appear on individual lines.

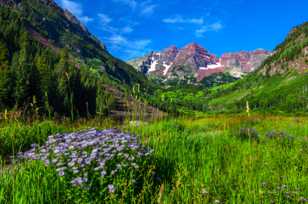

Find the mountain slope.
xmin=0 ymin=0 xmax=146 ymax=85
xmin=206 ymin=22 xmax=308 ymax=113
xmin=0 ymin=0 xmax=151 ymax=118
xmin=259 ymin=22 xmax=308 ymax=75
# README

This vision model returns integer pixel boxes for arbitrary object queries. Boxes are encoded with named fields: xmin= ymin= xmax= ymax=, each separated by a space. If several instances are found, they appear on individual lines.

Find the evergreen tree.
xmin=0 ymin=39 xmax=13 ymax=109
xmin=0 ymin=39 xmax=9 ymax=70
xmin=14 ymin=31 xmax=42 ymax=110
xmin=56 ymin=48 xmax=75 ymax=119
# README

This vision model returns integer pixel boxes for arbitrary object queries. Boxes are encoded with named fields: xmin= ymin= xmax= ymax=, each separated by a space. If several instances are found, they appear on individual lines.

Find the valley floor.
xmin=0 ymin=114 xmax=307 ymax=203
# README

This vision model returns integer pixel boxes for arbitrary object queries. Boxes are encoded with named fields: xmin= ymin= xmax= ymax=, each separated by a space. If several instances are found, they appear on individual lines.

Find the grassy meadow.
xmin=0 ymin=114 xmax=307 ymax=203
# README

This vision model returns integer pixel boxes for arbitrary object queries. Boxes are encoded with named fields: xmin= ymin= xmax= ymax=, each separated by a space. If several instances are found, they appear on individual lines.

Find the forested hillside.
xmin=0 ymin=0 xmax=148 ymax=119
xmin=205 ymin=22 xmax=308 ymax=114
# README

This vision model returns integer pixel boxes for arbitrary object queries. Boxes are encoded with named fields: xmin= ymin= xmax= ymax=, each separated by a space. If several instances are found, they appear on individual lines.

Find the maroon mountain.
xmin=128 ymin=43 xmax=271 ymax=81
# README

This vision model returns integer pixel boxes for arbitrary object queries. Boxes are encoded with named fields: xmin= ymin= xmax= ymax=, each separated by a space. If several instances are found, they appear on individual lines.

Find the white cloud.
xmin=196 ymin=22 xmax=223 ymax=37
xmin=140 ymin=5 xmax=157 ymax=16
xmin=140 ymin=1 xmax=157 ymax=16
xmin=108 ymin=35 xmax=127 ymax=45
xmin=209 ymin=22 xmax=223 ymax=31
xmin=61 ymin=0 xmax=82 ymax=16
xmin=98 ymin=14 xmax=135 ymax=36
xmin=163 ymin=15 xmax=204 ymax=25
xmin=112 ymin=0 xmax=157 ymax=17
xmin=131 ymin=39 xmax=152 ymax=50
xmin=79 ymin=16 xmax=93 ymax=24
xmin=112 ymin=0 xmax=137 ymax=9
xmin=122 ymin=26 xmax=134 ymax=33
xmin=60 ymin=0 xmax=92 ymax=24
xmin=98 ymin=13 xmax=112 ymax=25
xmin=106 ymin=34 xmax=152 ymax=59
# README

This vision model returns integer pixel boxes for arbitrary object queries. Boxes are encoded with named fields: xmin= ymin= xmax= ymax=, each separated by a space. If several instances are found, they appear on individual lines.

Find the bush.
xmin=238 ymin=127 xmax=259 ymax=141
xmin=266 ymin=131 xmax=293 ymax=140
xmin=265 ymin=130 xmax=294 ymax=147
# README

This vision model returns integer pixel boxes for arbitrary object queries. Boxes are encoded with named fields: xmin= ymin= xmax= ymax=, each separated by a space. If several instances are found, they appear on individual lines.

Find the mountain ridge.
xmin=128 ymin=43 xmax=271 ymax=82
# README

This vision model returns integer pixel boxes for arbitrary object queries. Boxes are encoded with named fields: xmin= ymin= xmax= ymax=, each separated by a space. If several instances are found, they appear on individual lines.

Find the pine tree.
xmin=0 ymin=39 xmax=9 ymax=70
xmin=0 ymin=39 xmax=12 ymax=108
xmin=56 ymin=48 xmax=75 ymax=119
xmin=15 ymin=31 xmax=42 ymax=110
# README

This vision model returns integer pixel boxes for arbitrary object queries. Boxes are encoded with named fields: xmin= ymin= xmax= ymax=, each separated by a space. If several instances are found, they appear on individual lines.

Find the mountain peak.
xmin=164 ymin=45 xmax=177 ymax=50
xmin=184 ymin=42 xmax=205 ymax=51
xmin=129 ymin=43 xmax=272 ymax=81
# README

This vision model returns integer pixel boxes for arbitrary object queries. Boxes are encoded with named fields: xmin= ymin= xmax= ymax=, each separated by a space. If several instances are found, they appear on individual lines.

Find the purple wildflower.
xmin=18 ymin=128 xmax=153 ymax=187
xmin=108 ymin=184 xmax=115 ymax=193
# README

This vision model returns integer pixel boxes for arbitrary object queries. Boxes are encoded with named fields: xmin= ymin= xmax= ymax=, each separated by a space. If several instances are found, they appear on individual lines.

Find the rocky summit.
xmin=128 ymin=43 xmax=271 ymax=81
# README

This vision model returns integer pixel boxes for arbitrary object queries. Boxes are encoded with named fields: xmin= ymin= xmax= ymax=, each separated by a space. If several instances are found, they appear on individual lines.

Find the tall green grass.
xmin=127 ymin=115 xmax=308 ymax=203
xmin=0 ymin=115 xmax=307 ymax=203
xmin=0 ymin=121 xmax=65 ymax=159
xmin=0 ymin=161 xmax=66 ymax=204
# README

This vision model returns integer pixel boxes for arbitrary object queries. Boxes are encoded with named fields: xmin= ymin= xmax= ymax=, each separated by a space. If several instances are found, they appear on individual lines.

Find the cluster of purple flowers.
xmin=18 ymin=128 xmax=153 ymax=190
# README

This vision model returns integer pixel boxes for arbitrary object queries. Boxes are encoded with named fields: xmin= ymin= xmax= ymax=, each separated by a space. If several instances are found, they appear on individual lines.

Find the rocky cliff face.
xmin=128 ymin=43 xmax=271 ymax=81
xmin=258 ymin=22 xmax=308 ymax=76
xmin=221 ymin=50 xmax=272 ymax=76
xmin=167 ymin=43 xmax=218 ymax=79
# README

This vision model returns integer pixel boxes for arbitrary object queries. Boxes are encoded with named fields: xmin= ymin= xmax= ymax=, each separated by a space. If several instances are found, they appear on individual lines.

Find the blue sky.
xmin=55 ymin=0 xmax=308 ymax=60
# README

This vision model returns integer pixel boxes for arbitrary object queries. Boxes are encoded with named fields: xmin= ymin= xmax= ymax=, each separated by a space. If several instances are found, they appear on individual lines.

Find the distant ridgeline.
xmin=205 ymin=22 xmax=308 ymax=114
xmin=0 ymin=0 xmax=147 ymax=118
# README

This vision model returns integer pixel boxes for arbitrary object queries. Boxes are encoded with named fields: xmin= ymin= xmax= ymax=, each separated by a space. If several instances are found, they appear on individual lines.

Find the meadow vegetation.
xmin=0 ymin=114 xmax=307 ymax=203
xmin=0 ymin=2 xmax=307 ymax=204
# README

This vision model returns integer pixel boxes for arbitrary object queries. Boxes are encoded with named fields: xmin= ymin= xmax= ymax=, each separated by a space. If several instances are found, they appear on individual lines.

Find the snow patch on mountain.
xmin=128 ymin=43 xmax=271 ymax=81
xmin=149 ymin=60 xmax=158 ymax=72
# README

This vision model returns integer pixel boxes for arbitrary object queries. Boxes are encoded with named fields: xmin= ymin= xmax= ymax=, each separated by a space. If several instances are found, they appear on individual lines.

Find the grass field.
xmin=0 ymin=115 xmax=307 ymax=203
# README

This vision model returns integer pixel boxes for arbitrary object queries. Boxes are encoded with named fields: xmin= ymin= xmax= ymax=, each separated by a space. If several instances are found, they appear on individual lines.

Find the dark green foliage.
xmin=14 ymin=31 xmax=42 ymax=109
xmin=0 ymin=38 xmax=9 ymax=69
xmin=147 ymin=85 xmax=208 ymax=115
xmin=0 ymin=1 xmax=147 ymax=119
xmin=201 ymin=72 xmax=238 ymax=87
xmin=266 ymin=130 xmax=294 ymax=142
xmin=238 ymin=127 xmax=259 ymax=141
xmin=0 ymin=38 xmax=14 ymax=108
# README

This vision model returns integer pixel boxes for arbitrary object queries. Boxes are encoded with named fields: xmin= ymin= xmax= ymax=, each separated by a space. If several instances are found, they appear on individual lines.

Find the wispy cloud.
xmin=106 ymin=34 xmax=152 ymax=59
xmin=112 ymin=0 xmax=137 ymax=9
xmin=97 ymin=13 xmax=149 ymax=59
xmin=61 ymin=0 xmax=82 ymax=16
xmin=122 ymin=26 xmax=134 ymax=33
xmin=196 ymin=22 xmax=223 ymax=37
xmin=98 ymin=13 xmax=135 ymax=35
xmin=163 ymin=15 xmax=204 ymax=25
xmin=112 ymin=0 xmax=157 ymax=17
xmin=60 ymin=0 xmax=93 ymax=24
xmin=140 ymin=1 xmax=157 ymax=16
xmin=98 ymin=13 xmax=112 ymax=25
xmin=79 ymin=16 xmax=94 ymax=24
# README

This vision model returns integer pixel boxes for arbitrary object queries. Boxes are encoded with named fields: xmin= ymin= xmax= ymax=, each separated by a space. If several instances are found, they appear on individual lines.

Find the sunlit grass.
xmin=0 ymin=115 xmax=307 ymax=203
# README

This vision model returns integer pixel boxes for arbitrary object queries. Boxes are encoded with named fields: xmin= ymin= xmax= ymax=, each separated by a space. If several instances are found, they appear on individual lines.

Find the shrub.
xmin=238 ymin=127 xmax=259 ymax=141
xmin=265 ymin=130 xmax=294 ymax=147
xmin=266 ymin=131 xmax=293 ymax=140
